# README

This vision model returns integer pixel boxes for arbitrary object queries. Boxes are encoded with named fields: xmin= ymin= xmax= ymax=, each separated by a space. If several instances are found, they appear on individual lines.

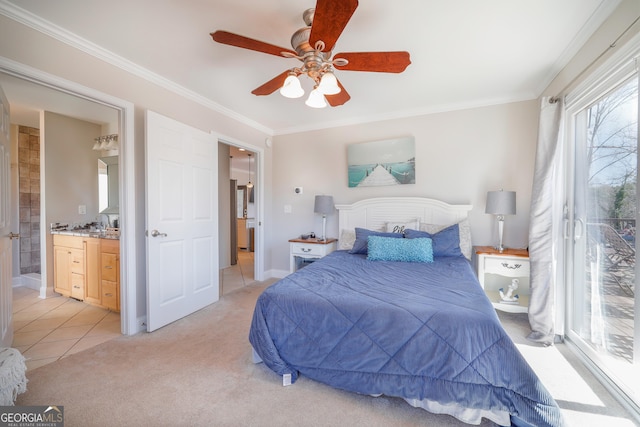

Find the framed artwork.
xmin=347 ymin=136 xmax=415 ymax=188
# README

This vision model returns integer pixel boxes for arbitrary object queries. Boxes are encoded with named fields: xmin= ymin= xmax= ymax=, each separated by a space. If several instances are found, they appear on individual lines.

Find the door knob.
xmin=8 ymin=232 xmax=20 ymax=240
xmin=150 ymin=230 xmax=167 ymax=238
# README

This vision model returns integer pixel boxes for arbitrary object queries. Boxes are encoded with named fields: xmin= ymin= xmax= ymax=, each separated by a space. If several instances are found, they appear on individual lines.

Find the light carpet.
xmin=16 ymin=282 xmax=639 ymax=426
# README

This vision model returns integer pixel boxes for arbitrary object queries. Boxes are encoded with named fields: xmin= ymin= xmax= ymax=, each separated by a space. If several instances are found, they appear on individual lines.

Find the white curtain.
xmin=527 ymin=96 xmax=565 ymax=345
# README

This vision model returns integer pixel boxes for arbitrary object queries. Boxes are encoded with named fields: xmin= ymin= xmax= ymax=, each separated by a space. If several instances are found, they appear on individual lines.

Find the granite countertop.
xmin=50 ymin=229 xmax=120 ymax=240
xmin=50 ymin=222 xmax=120 ymax=240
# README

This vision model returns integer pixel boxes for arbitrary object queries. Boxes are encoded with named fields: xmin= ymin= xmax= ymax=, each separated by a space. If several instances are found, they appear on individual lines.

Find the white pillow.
xmin=338 ymin=229 xmax=356 ymax=250
xmin=384 ymin=219 xmax=420 ymax=234
xmin=419 ymin=218 xmax=472 ymax=260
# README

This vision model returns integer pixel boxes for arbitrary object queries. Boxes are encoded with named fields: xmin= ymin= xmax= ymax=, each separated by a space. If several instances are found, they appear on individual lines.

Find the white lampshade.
xmin=486 ymin=190 xmax=516 ymax=215
xmin=280 ymin=75 xmax=304 ymax=98
xmin=305 ymin=88 xmax=327 ymax=108
xmin=317 ymin=72 xmax=341 ymax=95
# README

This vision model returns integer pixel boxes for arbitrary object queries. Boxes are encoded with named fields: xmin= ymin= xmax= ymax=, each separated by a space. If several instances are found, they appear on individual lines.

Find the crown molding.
xmin=0 ymin=0 xmax=273 ymax=135
xmin=534 ymin=0 xmax=623 ymax=97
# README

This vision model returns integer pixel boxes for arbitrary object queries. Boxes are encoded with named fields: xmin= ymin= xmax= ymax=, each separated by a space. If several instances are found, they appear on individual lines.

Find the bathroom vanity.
xmin=52 ymin=232 xmax=120 ymax=312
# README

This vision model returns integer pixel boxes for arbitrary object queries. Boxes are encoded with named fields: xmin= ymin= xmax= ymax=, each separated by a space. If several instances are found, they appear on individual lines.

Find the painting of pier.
xmin=347 ymin=137 xmax=415 ymax=188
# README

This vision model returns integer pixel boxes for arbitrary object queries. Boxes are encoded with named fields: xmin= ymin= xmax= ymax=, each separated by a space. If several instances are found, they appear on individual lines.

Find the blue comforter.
xmin=249 ymin=251 xmax=564 ymax=426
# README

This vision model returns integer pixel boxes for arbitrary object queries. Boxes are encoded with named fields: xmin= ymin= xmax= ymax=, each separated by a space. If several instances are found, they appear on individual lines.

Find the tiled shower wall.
xmin=18 ymin=126 xmax=40 ymax=274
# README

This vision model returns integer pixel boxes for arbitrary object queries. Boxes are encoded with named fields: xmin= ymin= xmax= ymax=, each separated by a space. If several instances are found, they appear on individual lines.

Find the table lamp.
xmin=314 ymin=195 xmax=334 ymax=241
xmin=485 ymin=190 xmax=516 ymax=252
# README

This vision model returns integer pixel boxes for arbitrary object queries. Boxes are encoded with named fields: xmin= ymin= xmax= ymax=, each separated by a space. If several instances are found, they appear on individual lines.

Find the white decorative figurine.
xmin=499 ymin=279 xmax=519 ymax=304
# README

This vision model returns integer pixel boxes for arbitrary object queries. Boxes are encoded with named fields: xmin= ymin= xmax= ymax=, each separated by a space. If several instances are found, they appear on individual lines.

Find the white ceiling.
xmin=0 ymin=0 xmax=620 ymax=135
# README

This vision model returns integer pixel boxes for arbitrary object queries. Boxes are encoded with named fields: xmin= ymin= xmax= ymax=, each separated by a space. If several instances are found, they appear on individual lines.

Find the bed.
xmin=249 ymin=197 xmax=564 ymax=426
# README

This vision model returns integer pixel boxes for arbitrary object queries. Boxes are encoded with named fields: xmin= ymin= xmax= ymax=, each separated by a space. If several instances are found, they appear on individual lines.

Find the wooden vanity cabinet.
xmin=84 ymin=238 xmax=102 ymax=305
xmin=53 ymin=235 xmax=85 ymax=299
xmin=53 ymin=234 xmax=120 ymax=312
xmin=100 ymin=239 xmax=120 ymax=312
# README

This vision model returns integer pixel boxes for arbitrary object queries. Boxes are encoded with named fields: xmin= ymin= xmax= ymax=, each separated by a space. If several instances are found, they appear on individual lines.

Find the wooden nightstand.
xmin=289 ymin=238 xmax=337 ymax=273
xmin=474 ymin=246 xmax=530 ymax=313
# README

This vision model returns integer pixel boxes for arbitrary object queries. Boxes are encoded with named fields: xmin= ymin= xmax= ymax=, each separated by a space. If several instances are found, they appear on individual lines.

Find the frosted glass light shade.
xmin=318 ymin=72 xmax=340 ymax=95
xmin=305 ymin=88 xmax=327 ymax=108
xmin=280 ymin=75 xmax=304 ymax=98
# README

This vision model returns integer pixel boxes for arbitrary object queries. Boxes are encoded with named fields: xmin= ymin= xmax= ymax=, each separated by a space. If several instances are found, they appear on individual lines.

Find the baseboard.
xmin=12 ymin=274 xmax=41 ymax=291
xmin=267 ymin=269 xmax=289 ymax=280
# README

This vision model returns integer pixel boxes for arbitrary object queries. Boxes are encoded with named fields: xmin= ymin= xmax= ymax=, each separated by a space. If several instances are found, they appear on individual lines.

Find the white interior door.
xmin=0 ymin=85 xmax=13 ymax=347
xmin=145 ymin=110 xmax=219 ymax=332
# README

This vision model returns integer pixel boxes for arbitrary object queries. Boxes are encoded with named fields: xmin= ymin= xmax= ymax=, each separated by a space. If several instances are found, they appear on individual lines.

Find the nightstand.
xmin=289 ymin=238 xmax=337 ymax=273
xmin=474 ymin=246 xmax=530 ymax=313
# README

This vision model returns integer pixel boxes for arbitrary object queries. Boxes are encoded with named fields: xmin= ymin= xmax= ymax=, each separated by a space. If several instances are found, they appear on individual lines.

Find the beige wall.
xmin=43 ymin=111 xmax=101 ymax=287
xmin=270 ymin=100 xmax=539 ymax=273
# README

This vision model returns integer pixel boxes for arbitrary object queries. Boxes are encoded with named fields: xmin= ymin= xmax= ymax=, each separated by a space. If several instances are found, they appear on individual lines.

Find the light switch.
xmin=284 ymin=205 xmax=292 ymax=214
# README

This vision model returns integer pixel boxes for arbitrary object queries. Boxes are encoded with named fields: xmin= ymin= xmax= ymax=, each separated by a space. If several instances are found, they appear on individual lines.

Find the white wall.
xmin=270 ymin=100 xmax=539 ymax=273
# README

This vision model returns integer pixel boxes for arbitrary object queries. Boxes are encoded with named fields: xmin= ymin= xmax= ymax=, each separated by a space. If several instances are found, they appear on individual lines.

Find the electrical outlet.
xmin=294 ymin=187 xmax=303 ymax=194
xmin=78 ymin=205 xmax=86 ymax=214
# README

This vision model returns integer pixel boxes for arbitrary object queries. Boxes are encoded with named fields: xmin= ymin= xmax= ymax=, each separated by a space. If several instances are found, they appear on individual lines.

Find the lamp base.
xmin=495 ymin=216 xmax=505 ymax=253
xmin=320 ymin=215 xmax=327 ymax=242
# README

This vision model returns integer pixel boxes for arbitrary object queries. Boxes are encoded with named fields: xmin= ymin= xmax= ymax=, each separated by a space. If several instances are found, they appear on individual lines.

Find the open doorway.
xmin=1 ymin=72 xmax=124 ymax=369
xmin=221 ymin=144 xmax=258 ymax=295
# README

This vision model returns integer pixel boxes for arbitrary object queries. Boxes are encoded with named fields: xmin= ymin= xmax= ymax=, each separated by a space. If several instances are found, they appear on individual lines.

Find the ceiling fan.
xmin=210 ymin=0 xmax=411 ymax=108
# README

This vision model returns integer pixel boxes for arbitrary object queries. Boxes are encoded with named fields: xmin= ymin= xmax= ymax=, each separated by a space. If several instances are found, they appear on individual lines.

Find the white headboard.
xmin=335 ymin=197 xmax=472 ymax=232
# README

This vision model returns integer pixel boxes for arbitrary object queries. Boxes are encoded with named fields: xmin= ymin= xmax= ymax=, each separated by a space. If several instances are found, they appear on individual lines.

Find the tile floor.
xmin=12 ymin=288 xmax=121 ymax=371
xmin=11 ymin=250 xmax=256 ymax=371
xmin=221 ymin=250 xmax=255 ymax=294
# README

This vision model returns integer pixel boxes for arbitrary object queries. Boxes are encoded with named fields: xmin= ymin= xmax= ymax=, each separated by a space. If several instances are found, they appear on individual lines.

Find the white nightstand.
xmin=289 ymin=238 xmax=337 ymax=273
xmin=474 ymin=246 xmax=530 ymax=313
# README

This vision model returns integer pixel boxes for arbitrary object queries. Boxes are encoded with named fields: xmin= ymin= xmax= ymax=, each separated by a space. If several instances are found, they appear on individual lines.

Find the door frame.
xmin=0 ymin=57 xmax=139 ymax=335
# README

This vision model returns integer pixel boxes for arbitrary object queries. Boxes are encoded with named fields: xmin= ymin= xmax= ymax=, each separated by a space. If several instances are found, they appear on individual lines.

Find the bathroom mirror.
xmin=98 ymin=156 xmax=119 ymax=214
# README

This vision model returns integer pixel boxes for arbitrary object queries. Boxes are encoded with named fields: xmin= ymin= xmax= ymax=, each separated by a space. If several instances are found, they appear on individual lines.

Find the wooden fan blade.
xmin=211 ymin=31 xmax=296 ymax=58
xmin=251 ymin=70 xmax=290 ymax=96
xmin=325 ymin=80 xmax=350 ymax=106
xmin=309 ymin=0 xmax=358 ymax=52
xmin=334 ymin=51 xmax=411 ymax=73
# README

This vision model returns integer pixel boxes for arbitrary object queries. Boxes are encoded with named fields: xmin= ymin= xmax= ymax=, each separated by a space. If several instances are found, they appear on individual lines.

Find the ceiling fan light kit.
xmin=280 ymin=74 xmax=305 ymax=98
xmin=211 ymin=0 xmax=411 ymax=108
xmin=305 ymin=87 xmax=328 ymax=108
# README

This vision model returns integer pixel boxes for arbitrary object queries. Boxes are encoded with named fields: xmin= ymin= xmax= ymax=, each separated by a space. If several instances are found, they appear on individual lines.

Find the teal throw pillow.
xmin=367 ymin=236 xmax=434 ymax=263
